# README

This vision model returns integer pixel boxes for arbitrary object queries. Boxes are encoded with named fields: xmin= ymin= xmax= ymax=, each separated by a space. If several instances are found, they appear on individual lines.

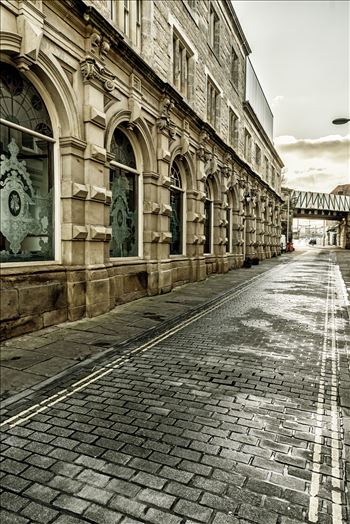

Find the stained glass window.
xmin=110 ymin=128 xmax=136 ymax=169
xmin=170 ymin=162 xmax=183 ymax=255
xmin=109 ymin=129 xmax=138 ymax=258
xmin=204 ymin=182 xmax=212 ymax=254
xmin=0 ymin=63 xmax=52 ymax=137
xmin=226 ymin=208 xmax=231 ymax=253
xmin=0 ymin=63 xmax=54 ymax=263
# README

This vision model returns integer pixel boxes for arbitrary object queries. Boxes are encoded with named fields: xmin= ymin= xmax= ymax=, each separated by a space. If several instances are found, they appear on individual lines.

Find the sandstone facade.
xmin=0 ymin=0 xmax=283 ymax=339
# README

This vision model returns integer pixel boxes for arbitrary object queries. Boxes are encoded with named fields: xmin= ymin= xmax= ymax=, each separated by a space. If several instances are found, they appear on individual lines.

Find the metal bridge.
xmin=291 ymin=190 xmax=350 ymax=219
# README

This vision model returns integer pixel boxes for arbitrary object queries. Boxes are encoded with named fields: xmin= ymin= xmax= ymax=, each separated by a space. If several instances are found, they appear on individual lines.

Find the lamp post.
xmin=332 ymin=118 xmax=350 ymax=125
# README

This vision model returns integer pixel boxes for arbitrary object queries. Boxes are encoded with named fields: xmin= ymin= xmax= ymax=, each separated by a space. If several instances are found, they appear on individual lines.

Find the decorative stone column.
xmin=255 ymin=194 xmax=265 ymax=260
xmin=218 ymin=165 xmax=230 ymax=273
xmin=271 ymin=205 xmax=279 ymax=256
xmin=189 ymin=131 xmax=209 ymax=281
xmin=146 ymin=95 xmax=175 ymax=294
xmin=73 ymin=34 xmax=115 ymax=318
xmin=275 ymin=204 xmax=282 ymax=254
xmin=244 ymin=187 xmax=256 ymax=260
xmin=265 ymin=199 xmax=273 ymax=259
xmin=260 ymin=195 xmax=267 ymax=260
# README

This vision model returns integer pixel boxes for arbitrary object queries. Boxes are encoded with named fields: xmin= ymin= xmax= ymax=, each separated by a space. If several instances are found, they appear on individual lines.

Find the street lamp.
xmin=332 ymin=118 xmax=350 ymax=125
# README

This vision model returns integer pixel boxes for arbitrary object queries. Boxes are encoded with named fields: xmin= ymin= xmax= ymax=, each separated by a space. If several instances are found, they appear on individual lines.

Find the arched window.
xmin=204 ymin=181 xmax=213 ymax=254
xmin=170 ymin=161 xmax=184 ymax=255
xmin=226 ymin=207 xmax=232 ymax=253
xmin=109 ymin=128 xmax=139 ymax=258
xmin=0 ymin=62 xmax=55 ymax=263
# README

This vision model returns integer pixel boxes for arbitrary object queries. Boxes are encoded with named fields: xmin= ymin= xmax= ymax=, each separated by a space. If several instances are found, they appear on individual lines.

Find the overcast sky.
xmin=233 ymin=0 xmax=350 ymax=193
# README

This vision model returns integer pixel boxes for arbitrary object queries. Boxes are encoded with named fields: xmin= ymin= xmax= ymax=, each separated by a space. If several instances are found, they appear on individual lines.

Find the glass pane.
xmin=170 ymin=163 xmax=182 ymax=188
xmin=204 ymin=199 xmax=211 ymax=253
xmin=226 ymin=209 xmax=231 ymax=253
xmin=0 ymin=62 xmax=53 ymax=137
xmin=111 ymin=128 xmax=136 ymax=169
xmin=110 ymin=167 xmax=137 ymax=257
xmin=0 ymin=123 xmax=54 ymax=262
xmin=170 ymin=188 xmax=182 ymax=255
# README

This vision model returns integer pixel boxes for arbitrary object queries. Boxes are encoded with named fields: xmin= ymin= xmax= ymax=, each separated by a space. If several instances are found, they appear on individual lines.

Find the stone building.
xmin=328 ymin=185 xmax=350 ymax=249
xmin=0 ymin=0 xmax=283 ymax=339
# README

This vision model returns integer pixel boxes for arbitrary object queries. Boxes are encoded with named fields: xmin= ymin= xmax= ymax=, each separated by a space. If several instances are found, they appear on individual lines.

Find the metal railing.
xmin=291 ymin=191 xmax=350 ymax=213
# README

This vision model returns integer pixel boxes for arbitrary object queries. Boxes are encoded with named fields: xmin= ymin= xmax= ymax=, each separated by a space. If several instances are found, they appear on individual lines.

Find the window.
xmin=226 ymin=208 xmax=232 ymax=253
xmin=170 ymin=161 xmax=184 ymax=255
xmin=208 ymin=5 xmax=219 ymax=55
xmin=123 ymin=0 xmax=130 ymax=36
xmin=231 ymin=48 xmax=239 ymax=87
xmin=229 ymin=109 xmax=239 ymax=148
xmin=264 ymin=156 xmax=269 ymax=181
xmin=173 ymin=33 xmax=193 ymax=99
xmin=244 ymin=129 xmax=252 ymax=162
xmin=207 ymin=79 xmax=219 ymax=128
xmin=0 ymin=62 xmax=55 ymax=263
xmin=112 ymin=0 xmax=142 ymax=48
xmin=255 ymin=144 xmax=261 ymax=166
xmin=109 ymin=128 xmax=139 ymax=257
xmin=271 ymin=166 xmax=276 ymax=188
xmin=204 ymin=181 xmax=213 ymax=254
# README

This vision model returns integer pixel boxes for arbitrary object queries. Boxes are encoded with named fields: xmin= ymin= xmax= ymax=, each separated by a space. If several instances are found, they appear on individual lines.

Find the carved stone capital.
xmin=80 ymin=57 xmax=116 ymax=92
xmin=86 ymin=29 xmax=111 ymax=63
xmin=156 ymin=95 xmax=176 ymax=139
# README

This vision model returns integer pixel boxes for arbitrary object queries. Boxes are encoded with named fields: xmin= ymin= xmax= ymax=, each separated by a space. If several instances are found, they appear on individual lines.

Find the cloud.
xmin=275 ymin=134 xmax=350 ymax=192
xmin=275 ymin=134 xmax=350 ymax=163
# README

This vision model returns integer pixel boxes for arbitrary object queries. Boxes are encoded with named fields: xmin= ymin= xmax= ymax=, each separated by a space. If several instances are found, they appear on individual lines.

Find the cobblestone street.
xmin=1 ymin=248 xmax=349 ymax=524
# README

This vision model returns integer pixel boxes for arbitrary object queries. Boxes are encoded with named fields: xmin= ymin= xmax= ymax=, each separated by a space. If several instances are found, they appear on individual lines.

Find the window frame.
xmin=229 ymin=108 xmax=239 ymax=149
xmin=244 ymin=129 xmax=252 ymax=162
xmin=169 ymin=162 xmax=186 ymax=256
xmin=255 ymin=143 xmax=261 ymax=167
xmin=109 ymin=129 xmax=143 ymax=260
xmin=226 ymin=206 xmax=232 ymax=253
xmin=0 ymin=105 xmax=59 ymax=267
xmin=208 ymin=4 xmax=219 ymax=56
xmin=204 ymin=181 xmax=213 ymax=255
xmin=171 ymin=27 xmax=195 ymax=101
xmin=231 ymin=47 xmax=239 ymax=88
xmin=207 ymin=78 xmax=219 ymax=128
xmin=111 ymin=0 xmax=142 ymax=49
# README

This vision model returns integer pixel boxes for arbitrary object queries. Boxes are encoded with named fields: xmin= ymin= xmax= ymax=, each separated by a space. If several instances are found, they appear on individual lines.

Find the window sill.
xmin=109 ymin=257 xmax=145 ymax=265
xmin=0 ymin=260 xmax=63 ymax=275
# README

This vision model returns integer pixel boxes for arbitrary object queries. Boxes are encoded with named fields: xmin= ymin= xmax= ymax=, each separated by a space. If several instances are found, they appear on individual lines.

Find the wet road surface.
xmin=0 ymin=249 xmax=349 ymax=524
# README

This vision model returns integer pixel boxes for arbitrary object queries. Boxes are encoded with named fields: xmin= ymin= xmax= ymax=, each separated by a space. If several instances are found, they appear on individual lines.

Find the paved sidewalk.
xmin=0 ymin=252 xmax=307 ymax=405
